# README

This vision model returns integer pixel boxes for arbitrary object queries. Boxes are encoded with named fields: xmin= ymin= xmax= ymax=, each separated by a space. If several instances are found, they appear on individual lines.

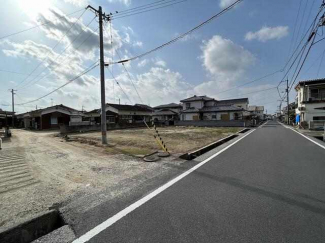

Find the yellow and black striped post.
xmin=143 ymin=120 xmax=169 ymax=154
xmin=153 ymin=125 xmax=169 ymax=153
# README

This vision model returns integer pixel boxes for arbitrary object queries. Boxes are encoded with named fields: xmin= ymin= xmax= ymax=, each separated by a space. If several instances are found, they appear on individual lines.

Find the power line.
xmin=0 ymin=8 xmax=86 ymax=41
xmin=285 ymin=0 xmax=302 ymax=70
xmin=107 ymin=0 xmax=242 ymax=65
xmin=277 ymin=3 xmax=325 ymax=92
xmin=19 ymin=16 xmax=97 ymax=90
xmin=0 ymin=69 xmax=47 ymax=78
xmin=104 ymin=21 xmax=144 ymax=104
xmin=106 ymin=67 xmax=133 ymax=104
xmin=288 ymin=27 xmax=318 ymax=93
xmin=219 ymin=87 xmax=277 ymax=100
xmin=294 ymin=0 xmax=309 ymax=50
xmin=215 ymin=70 xmax=282 ymax=95
xmin=114 ymin=0 xmax=175 ymax=14
xmin=111 ymin=0 xmax=187 ymax=19
xmin=15 ymin=8 xmax=88 ymax=89
xmin=317 ymin=48 xmax=325 ymax=77
xmin=16 ymin=62 xmax=99 ymax=105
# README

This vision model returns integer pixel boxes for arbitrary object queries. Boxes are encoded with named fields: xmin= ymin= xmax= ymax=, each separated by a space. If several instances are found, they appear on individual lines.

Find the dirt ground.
xmin=0 ymin=126 xmax=240 ymax=231
xmin=69 ymin=126 xmax=241 ymax=156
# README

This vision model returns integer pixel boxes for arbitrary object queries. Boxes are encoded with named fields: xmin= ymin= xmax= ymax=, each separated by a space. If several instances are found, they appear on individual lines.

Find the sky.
xmin=0 ymin=0 xmax=324 ymax=114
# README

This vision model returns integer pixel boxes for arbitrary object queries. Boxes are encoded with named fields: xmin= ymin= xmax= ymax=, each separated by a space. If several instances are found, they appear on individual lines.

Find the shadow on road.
xmin=164 ymin=162 xmax=325 ymax=216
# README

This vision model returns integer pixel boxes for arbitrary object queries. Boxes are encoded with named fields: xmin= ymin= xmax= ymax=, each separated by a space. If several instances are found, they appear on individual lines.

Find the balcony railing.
xmin=303 ymin=92 xmax=325 ymax=102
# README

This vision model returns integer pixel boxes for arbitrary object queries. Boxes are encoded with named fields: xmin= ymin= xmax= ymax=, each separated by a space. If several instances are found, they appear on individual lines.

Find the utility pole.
xmin=286 ymin=78 xmax=289 ymax=125
xmin=10 ymin=89 xmax=16 ymax=128
xmin=87 ymin=5 xmax=110 ymax=144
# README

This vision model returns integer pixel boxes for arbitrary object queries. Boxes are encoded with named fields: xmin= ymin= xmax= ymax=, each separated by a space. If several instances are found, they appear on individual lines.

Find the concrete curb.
xmin=0 ymin=210 xmax=64 ymax=243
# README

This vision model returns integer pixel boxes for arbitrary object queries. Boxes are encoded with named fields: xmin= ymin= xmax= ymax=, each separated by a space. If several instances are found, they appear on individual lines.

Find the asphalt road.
xmin=75 ymin=121 xmax=325 ymax=243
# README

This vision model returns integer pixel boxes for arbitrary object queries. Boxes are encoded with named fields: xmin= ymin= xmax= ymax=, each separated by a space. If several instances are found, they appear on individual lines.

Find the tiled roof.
xmin=295 ymin=78 xmax=325 ymax=89
xmin=180 ymin=95 xmax=214 ymax=102
xmin=135 ymin=104 xmax=154 ymax=111
xmin=16 ymin=104 xmax=81 ymax=116
xmin=153 ymin=103 xmax=182 ymax=109
xmin=153 ymin=110 xmax=178 ymax=116
xmin=107 ymin=103 xmax=153 ymax=112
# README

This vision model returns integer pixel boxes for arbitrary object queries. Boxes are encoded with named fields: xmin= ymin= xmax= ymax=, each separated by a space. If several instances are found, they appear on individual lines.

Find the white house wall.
xmin=302 ymin=103 xmax=325 ymax=121
xmin=182 ymin=113 xmax=199 ymax=121
xmin=203 ymin=112 xmax=239 ymax=120
xmin=182 ymin=101 xmax=204 ymax=110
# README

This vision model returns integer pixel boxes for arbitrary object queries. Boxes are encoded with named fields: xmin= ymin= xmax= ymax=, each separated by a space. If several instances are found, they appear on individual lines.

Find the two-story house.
xmin=248 ymin=106 xmax=265 ymax=120
xmin=152 ymin=103 xmax=182 ymax=123
xmin=295 ymin=78 xmax=325 ymax=128
xmin=179 ymin=95 xmax=249 ymax=121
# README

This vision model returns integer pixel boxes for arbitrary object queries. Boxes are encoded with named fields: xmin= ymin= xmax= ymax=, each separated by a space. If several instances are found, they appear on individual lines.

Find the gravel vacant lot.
xmin=69 ymin=126 xmax=241 ymax=156
xmin=0 ymin=126 xmax=240 ymax=231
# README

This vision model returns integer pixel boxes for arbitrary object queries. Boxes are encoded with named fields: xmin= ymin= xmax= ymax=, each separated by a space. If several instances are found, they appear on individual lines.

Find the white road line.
xmin=278 ymin=122 xmax=325 ymax=150
xmin=259 ymin=120 xmax=269 ymax=128
xmin=72 ymin=129 xmax=256 ymax=243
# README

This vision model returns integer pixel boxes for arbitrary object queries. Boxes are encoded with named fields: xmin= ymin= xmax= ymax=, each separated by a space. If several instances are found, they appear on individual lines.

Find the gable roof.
xmin=180 ymin=95 xmax=214 ymax=102
xmin=135 ymin=104 xmax=154 ymax=111
xmin=295 ymin=78 xmax=325 ymax=90
xmin=106 ymin=103 xmax=152 ymax=112
xmin=16 ymin=104 xmax=81 ymax=117
xmin=153 ymin=109 xmax=178 ymax=116
xmin=153 ymin=103 xmax=182 ymax=109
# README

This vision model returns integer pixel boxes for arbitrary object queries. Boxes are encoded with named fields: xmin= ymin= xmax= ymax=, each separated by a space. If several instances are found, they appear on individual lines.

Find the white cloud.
xmin=245 ymin=26 xmax=289 ymax=42
xmin=108 ymin=0 xmax=131 ymax=6
xmin=133 ymin=41 xmax=143 ymax=47
xmin=63 ymin=0 xmax=88 ymax=6
xmin=106 ymin=67 xmax=193 ymax=105
xmin=201 ymin=35 xmax=255 ymax=79
xmin=124 ymin=33 xmax=130 ymax=43
xmin=155 ymin=60 xmax=166 ymax=67
xmin=35 ymin=8 xmax=122 ymax=59
xmin=137 ymin=59 xmax=148 ymax=67
xmin=192 ymin=35 xmax=256 ymax=98
xmin=220 ymin=0 xmax=237 ymax=8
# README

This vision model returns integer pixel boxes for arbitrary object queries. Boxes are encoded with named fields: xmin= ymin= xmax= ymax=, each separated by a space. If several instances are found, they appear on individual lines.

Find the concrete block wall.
xmin=175 ymin=120 xmax=248 ymax=127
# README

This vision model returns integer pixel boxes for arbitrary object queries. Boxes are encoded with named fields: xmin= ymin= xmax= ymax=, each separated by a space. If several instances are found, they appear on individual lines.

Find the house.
xmin=152 ymin=103 xmax=182 ymax=124
xmin=17 ymin=104 xmax=83 ymax=130
xmin=105 ymin=103 xmax=152 ymax=124
xmin=179 ymin=95 xmax=249 ymax=121
xmin=295 ymin=78 xmax=325 ymax=128
xmin=281 ymin=102 xmax=296 ymax=124
xmin=0 ymin=109 xmax=14 ymax=128
xmin=248 ymin=106 xmax=265 ymax=120
xmin=83 ymin=109 xmax=101 ymax=124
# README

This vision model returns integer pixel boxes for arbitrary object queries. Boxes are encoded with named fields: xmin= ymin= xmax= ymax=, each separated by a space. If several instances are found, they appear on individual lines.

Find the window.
xmin=212 ymin=115 xmax=217 ymax=119
xmin=108 ymin=116 xmax=115 ymax=123
xmin=51 ymin=117 xmax=58 ymax=125
xmin=186 ymin=103 xmax=191 ymax=109
xmin=310 ymin=89 xmax=319 ymax=99
xmin=120 ymin=115 xmax=132 ymax=119
xmin=313 ymin=116 xmax=325 ymax=121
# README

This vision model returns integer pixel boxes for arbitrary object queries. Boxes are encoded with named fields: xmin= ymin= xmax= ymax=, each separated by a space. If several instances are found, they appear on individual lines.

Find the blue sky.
xmin=0 ymin=0 xmax=324 ymax=114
